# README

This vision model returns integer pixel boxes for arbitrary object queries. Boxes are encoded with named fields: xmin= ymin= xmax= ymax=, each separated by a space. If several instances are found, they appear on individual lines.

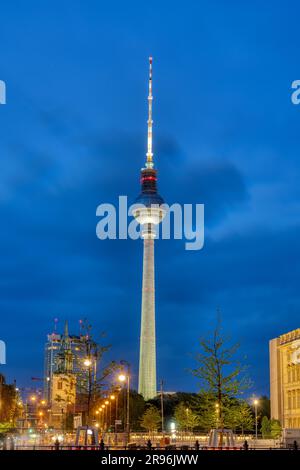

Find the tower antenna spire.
xmin=146 ymin=56 xmax=154 ymax=169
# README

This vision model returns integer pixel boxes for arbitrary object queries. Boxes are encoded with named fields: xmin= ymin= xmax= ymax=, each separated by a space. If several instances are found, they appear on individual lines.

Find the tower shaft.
xmin=138 ymin=233 xmax=156 ymax=399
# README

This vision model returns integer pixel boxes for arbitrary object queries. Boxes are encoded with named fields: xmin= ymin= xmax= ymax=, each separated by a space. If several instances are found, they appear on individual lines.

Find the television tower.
xmin=134 ymin=57 xmax=165 ymax=400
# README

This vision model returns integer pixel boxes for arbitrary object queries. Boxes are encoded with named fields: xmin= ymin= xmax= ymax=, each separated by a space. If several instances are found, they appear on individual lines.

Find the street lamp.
xmin=215 ymin=403 xmax=220 ymax=428
xmin=253 ymin=399 xmax=259 ymax=441
xmin=109 ymin=395 xmax=115 ymax=430
xmin=119 ymin=373 xmax=130 ymax=444
xmin=83 ymin=358 xmax=92 ymax=367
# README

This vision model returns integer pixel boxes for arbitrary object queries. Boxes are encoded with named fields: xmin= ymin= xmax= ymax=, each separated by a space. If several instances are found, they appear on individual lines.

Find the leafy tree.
xmin=195 ymin=392 xmax=220 ymax=431
xmin=0 ymin=422 xmax=16 ymax=439
xmin=140 ymin=405 xmax=161 ymax=433
xmin=261 ymin=416 xmax=271 ymax=438
xmin=148 ymin=392 xmax=199 ymax=422
xmin=192 ymin=318 xmax=251 ymax=434
xmin=256 ymin=396 xmax=270 ymax=424
xmin=0 ymin=374 xmax=20 ymax=424
xmin=174 ymin=402 xmax=200 ymax=431
xmin=270 ymin=419 xmax=282 ymax=439
xmin=117 ymin=389 xmax=145 ymax=431
xmin=228 ymin=401 xmax=254 ymax=434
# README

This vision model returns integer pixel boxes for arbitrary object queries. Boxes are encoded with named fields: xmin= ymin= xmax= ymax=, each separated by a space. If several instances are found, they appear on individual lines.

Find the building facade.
xmin=44 ymin=322 xmax=87 ymax=403
xmin=270 ymin=328 xmax=300 ymax=428
xmin=50 ymin=373 xmax=77 ymax=428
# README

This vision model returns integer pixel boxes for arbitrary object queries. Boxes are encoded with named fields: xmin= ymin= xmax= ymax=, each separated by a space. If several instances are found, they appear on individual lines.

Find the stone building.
xmin=270 ymin=328 xmax=300 ymax=428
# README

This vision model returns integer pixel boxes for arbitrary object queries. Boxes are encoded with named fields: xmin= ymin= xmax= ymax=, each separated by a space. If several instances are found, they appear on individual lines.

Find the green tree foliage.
xmin=260 ymin=416 xmax=281 ymax=439
xmin=257 ymin=396 xmax=270 ymax=421
xmin=0 ymin=422 xmax=16 ymax=439
xmin=174 ymin=402 xmax=200 ymax=431
xmin=0 ymin=374 xmax=20 ymax=424
xmin=117 ymin=389 xmax=145 ymax=431
xmin=140 ymin=405 xmax=161 ymax=432
xmin=195 ymin=392 xmax=220 ymax=431
xmin=192 ymin=319 xmax=251 ymax=430
xmin=260 ymin=416 xmax=271 ymax=438
xmin=227 ymin=400 xmax=254 ymax=434
xmin=270 ymin=419 xmax=282 ymax=439
xmin=148 ymin=392 xmax=199 ymax=420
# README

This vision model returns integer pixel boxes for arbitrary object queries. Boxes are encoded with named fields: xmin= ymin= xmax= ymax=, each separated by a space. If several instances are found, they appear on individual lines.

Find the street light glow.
xmin=170 ymin=422 xmax=176 ymax=431
xmin=118 ymin=374 xmax=126 ymax=382
xmin=83 ymin=358 xmax=92 ymax=367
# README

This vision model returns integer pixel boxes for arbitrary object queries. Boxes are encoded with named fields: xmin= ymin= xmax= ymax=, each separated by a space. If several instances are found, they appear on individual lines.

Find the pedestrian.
xmin=54 ymin=438 xmax=60 ymax=451
xmin=146 ymin=439 xmax=152 ymax=450
xmin=195 ymin=440 xmax=200 ymax=450
xmin=10 ymin=438 xmax=15 ymax=450
xmin=243 ymin=440 xmax=249 ymax=451
xmin=99 ymin=438 xmax=105 ymax=451
xmin=293 ymin=440 xmax=298 ymax=451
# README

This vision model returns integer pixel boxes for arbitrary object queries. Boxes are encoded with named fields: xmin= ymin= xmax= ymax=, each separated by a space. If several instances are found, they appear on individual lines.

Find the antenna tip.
xmin=149 ymin=56 xmax=153 ymax=63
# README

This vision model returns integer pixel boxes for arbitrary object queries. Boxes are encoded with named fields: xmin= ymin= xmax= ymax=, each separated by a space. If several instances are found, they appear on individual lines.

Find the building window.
xmin=57 ymin=381 xmax=63 ymax=390
xmin=288 ymin=392 xmax=292 ymax=409
xmin=292 ymin=390 xmax=296 ymax=409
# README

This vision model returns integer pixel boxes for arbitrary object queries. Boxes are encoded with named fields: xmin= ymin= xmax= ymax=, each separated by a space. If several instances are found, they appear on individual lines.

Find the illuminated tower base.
xmin=138 ymin=230 xmax=156 ymax=400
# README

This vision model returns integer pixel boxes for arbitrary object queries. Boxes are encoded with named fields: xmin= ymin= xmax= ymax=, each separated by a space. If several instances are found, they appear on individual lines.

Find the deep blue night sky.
xmin=0 ymin=1 xmax=300 ymax=396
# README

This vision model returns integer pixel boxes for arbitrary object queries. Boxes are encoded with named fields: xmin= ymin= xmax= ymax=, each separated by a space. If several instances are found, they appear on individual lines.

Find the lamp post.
xmin=254 ymin=399 xmax=258 ymax=441
xmin=83 ymin=358 xmax=93 ymax=425
xmin=119 ymin=372 xmax=130 ymax=444
xmin=215 ymin=403 xmax=220 ymax=428
xmin=110 ymin=395 xmax=115 ymax=430
xmin=114 ymin=389 xmax=120 ymax=434
xmin=101 ymin=405 xmax=105 ymax=431
xmin=105 ymin=400 xmax=109 ymax=431
xmin=160 ymin=380 xmax=164 ymax=434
